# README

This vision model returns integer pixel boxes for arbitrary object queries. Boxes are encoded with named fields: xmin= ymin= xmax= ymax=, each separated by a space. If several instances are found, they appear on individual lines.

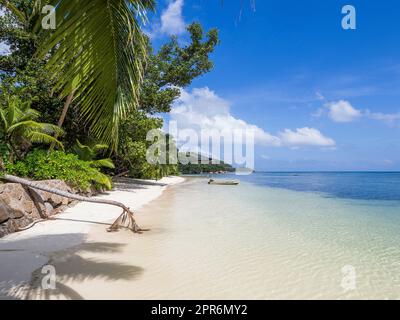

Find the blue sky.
xmin=147 ymin=0 xmax=400 ymax=171
xmin=6 ymin=1 xmax=400 ymax=171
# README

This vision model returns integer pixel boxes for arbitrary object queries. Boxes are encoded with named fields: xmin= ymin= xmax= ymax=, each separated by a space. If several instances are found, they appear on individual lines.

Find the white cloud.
xmin=279 ymin=127 xmax=336 ymax=147
xmin=315 ymin=91 xmax=326 ymax=101
xmin=171 ymin=87 xmax=281 ymax=147
xmin=147 ymin=0 xmax=186 ymax=38
xmin=325 ymin=100 xmax=362 ymax=122
xmin=316 ymin=99 xmax=400 ymax=126
xmin=383 ymin=159 xmax=394 ymax=166
xmin=311 ymin=107 xmax=324 ymax=118
xmin=170 ymin=87 xmax=336 ymax=150
xmin=160 ymin=0 xmax=186 ymax=36
xmin=365 ymin=110 xmax=400 ymax=124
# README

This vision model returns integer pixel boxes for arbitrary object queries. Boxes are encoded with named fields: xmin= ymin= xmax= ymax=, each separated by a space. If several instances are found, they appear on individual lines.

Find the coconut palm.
xmin=0 ymin=95 xmax=64 ymax=161
xmin=1 ymin=173 xmax=145 ymax=233
xmin=34 ymin=0 xmax=155 ymax=146
xmin=0 ymin=0 xmax=154 ymax=234
xmin=1 ymin=0 xmax=155 ymax=146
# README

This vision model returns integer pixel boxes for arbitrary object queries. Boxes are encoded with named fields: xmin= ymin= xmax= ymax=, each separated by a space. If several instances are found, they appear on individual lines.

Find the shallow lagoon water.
xmin=47 ymin=173 xmax=400 ymax=299
xmin=142 ymin=176 xmax=400 ymax=299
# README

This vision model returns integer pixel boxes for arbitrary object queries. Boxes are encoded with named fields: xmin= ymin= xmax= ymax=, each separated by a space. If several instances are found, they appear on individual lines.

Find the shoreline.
xmin=2 ymin=173 xmax=400 ymax=299
xmin=0 ymin=176 xmax=185 ymax=300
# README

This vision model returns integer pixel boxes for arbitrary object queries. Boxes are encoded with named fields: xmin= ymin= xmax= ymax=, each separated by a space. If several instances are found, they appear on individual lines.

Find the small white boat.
xmin=208 ymin=179 xmax=239 ymax=186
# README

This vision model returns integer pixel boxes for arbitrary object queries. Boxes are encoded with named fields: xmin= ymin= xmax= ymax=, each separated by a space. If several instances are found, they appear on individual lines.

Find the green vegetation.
xmin=0 ymin=94 xmax=63 ymax=162
xmin=139 ymin=22 xmax=218 ymax=115
xmin=6 ymin=150 xmax=112 ymax=191
xmin=72 ymin=140 xmax=115 ymax=170
xmin=0 ymin=1 xmax=219 ymax=190
xmin=178 ymin=153 xmax=235 ymax=174
xmin=179 ymin=163 xmax=235 ymax=175
xmin=36 ymin=0 xmax=156 ymax=145
xmin=115 ymin=110 xmax=180 ymax=180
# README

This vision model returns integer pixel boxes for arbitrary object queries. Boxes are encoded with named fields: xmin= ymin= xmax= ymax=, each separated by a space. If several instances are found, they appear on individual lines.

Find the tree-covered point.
xmin=178 ymin=153 xmax=235 ymax=174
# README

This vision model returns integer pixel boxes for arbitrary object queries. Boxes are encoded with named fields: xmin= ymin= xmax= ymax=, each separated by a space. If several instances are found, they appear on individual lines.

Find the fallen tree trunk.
xmin=1 ymin=174 xmax=145 ymax=233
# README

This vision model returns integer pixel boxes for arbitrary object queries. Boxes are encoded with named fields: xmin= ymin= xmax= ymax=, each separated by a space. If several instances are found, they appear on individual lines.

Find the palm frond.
xmin=38 ymin=123 xmax=64 ymax=136
xmin=6 ymin=97 xmax=15 ymax=129
xmin=7 ymin=120 xmax=63 ymax=136
xmin=7 ymin=120 xmax=41 ymax=134
xmin=0 ymin=108 xmax=8 ymax=130
xmin=72 ymin=139 xmax=95 ymax=161
xmin=26 ymin=131 xmax=65 ymax=149
xmin=38 ymin=0 xmax=155 ymax=146
xmin=18 ymin=108 xmax=40 ymax=122
xmin=91 ymin=158 xmax=115 ymax=169
xmin=90 ymin=170 xmax=113 ymax=190
xmin=93 ymin=143 xmax=109 ymax=152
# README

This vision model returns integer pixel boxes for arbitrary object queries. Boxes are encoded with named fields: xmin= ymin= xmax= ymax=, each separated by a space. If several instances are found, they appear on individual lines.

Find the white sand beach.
xmin=0 ymin=176 xmax=184 ymax=300
xmin=3 ymin=175 xmax=400 ymax=300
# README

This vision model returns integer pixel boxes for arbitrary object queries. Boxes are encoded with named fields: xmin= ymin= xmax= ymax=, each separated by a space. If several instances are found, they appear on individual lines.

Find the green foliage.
xmin=72 ymin=140 xmax=115 ymax=169
xmin=115 ymin=110 xmax=179 ymax=179
xmin=0 ymin=0 xmax=64 ymax=121
xmin=1 ymin=2 xmax=220 ymax=183
xmin=0 ymin=94 xmax=64 ymax=161
xmin=113 ymin=23 xmax=219 ymax=179
xmin=178 ymin=153 xmax=235 ymax=174
xmin=0 ymin=0 xmax=40 ymax=73
xmin=36 ymin=0 xmax=155 ymax=145
xmin=5 ymin=150 xmax=112 ymax=191
xmin=140 ymin=22 xmax=219 ymax=114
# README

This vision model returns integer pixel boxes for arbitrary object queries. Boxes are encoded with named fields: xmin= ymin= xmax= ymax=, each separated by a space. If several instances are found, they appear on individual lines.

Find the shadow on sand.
xmin=0 ymin=233 xmax=143 ymax=300
xmin=113 ymin=177 xmax=167 ymax=190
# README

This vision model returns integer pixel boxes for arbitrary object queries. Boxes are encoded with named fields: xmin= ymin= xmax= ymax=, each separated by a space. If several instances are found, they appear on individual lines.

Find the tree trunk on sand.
xmin=1 ymin=174 xmax=146 ymax=234
xmin=49 ymin=91 xmax=74 ymax=151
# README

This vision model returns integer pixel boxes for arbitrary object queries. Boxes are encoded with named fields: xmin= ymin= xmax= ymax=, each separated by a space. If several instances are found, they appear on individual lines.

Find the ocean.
xmin=53 ymin=172 xmax=400 ymax=299
xmin=132 ymin=172 xmax=400 ymax=299
xmin=237 ymin=171 xmax=400 ymax=201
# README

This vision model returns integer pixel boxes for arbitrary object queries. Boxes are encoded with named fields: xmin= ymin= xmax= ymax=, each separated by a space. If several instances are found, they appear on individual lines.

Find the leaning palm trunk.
xmin=49 ymin=92 xmax=75 ymax=151
xmin=2 ymin=174 xmax=145 ymax=233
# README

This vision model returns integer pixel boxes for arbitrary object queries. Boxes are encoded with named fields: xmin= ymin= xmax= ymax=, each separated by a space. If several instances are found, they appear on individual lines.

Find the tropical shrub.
xmin=71 ymin=140 xmax=115 ymax=169
xmin=0 ymin=94 xmax=64 ymax=161
xmin=5 ymin=150 xmax=112 ymax=191
xmin=115 ymin=110 xmax=179 ymax=179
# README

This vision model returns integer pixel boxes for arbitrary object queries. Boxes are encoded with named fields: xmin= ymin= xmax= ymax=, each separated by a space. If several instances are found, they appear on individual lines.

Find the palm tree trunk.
xmin=49 ymin=91 xmax=74 ymax=151
xmin=1 ymin=174 xmax=145 ymax=233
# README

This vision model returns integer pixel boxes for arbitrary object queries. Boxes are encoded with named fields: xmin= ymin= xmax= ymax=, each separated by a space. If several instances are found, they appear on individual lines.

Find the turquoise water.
xmin=144 ymin=174 xmax=400 ymax=299
xmin=236 ymin=172 xmax=400 ymax=201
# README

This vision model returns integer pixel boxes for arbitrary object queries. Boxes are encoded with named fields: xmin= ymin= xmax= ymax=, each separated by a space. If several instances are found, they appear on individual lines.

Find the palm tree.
xmin=0 ymin=1 xmax=154 ymax=234
xmin=35 ymin=0 xmax=155 ymax=146
xmin=1 ymin=173 xmax=145 ymax=234
xmin=0 ymin=95 xmax=64 ymax=161
xmin=1 ymin=0 xmax=155 ymax=146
